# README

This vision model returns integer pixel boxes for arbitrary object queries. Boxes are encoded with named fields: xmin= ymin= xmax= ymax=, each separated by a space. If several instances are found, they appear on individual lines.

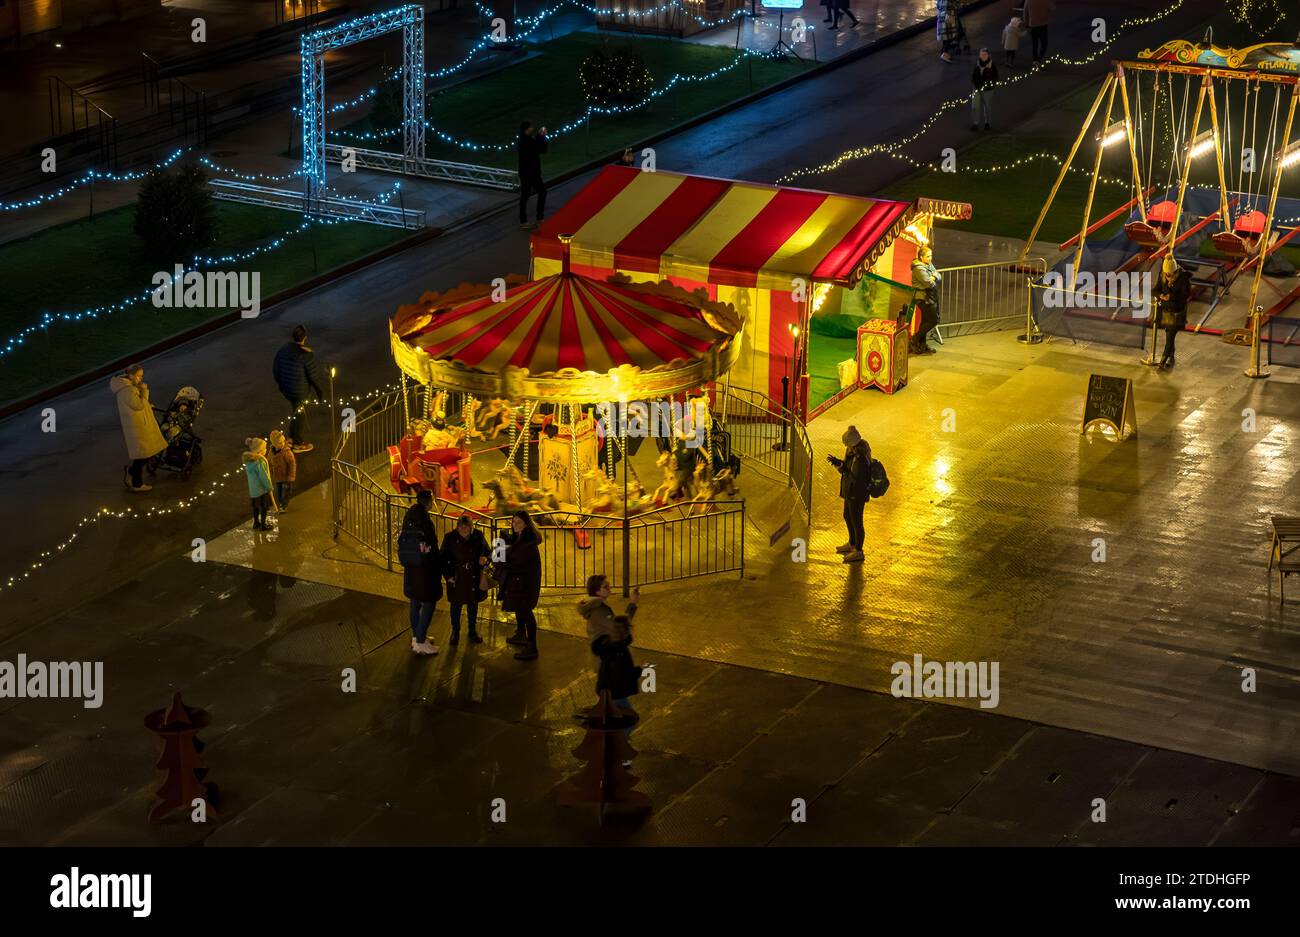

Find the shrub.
xmin=370 ymin=76 xmax=405 ymax=129
xmin=133 ymin=163 xmax=218 ymax=265
xmin=578 ymin=47 xmax=655 ymax=108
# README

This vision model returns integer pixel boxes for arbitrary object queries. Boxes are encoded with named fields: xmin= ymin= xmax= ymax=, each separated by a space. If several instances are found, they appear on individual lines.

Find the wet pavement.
xmin=2 ymin=556 xmax=1296 ymax=846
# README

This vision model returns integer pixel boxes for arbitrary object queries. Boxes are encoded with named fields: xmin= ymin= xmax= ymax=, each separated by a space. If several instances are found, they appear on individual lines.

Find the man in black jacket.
xmin=271 ymin=324 xmax=326 ymax=453
xmin=828 ymin=425 xmax=871 ymax=564
xmin=517 ymin=121 xmax=548 ymax=229
xmin=1154 ymin=254 xmax=1191 ymax=370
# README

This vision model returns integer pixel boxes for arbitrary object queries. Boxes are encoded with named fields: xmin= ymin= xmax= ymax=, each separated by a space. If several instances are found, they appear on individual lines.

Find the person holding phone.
xmin=517 ymin=121 xmax=549 ymax=229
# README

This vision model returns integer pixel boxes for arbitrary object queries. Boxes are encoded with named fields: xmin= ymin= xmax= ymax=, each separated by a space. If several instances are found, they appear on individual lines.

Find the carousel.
xmin=382 ymin=238 xmax=748 ymax=544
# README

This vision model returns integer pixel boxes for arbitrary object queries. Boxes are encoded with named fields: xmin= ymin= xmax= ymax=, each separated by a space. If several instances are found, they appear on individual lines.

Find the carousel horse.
xmin=652 ymin=450 xmax=695 ymax=506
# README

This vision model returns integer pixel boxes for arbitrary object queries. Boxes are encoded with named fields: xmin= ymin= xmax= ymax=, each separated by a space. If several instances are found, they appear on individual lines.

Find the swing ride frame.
xmin=1021 ymin=41 xmax=1300 ymax=363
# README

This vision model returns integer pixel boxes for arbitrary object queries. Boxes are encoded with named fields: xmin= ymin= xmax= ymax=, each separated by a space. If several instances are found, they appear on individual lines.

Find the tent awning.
xmin=531 ymin=166 xmax=918 ymax=289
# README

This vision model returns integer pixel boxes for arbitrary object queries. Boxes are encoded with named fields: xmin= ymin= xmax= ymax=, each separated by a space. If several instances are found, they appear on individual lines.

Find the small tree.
xmin=370 ymin=76 xmax=404 ymax=129
xmin=578 ymin=48 xmax=654 ymax=108
xmin=134 ymin=163 xmax=218 ymax=265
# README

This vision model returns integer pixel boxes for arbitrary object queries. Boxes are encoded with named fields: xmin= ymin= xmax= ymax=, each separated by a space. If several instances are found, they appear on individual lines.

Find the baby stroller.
xmin=146 ymin=386 xmax=205 ymax=480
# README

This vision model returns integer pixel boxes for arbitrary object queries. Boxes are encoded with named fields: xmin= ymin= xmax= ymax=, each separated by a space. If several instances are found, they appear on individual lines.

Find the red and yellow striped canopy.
xmin=531 ymin=166 xmax=916 ymax=289
xmin=389 ymin=268 xmax=742 ymax=403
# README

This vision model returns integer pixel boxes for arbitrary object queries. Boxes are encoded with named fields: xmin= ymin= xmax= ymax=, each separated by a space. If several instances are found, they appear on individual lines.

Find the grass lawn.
xmin=884 ymin=6 xmax=1300 ymax=247
xmin=0 ymin=202 xmax=409 ymax=407
xmin=342 ymin=32 xmax=814 ymax=177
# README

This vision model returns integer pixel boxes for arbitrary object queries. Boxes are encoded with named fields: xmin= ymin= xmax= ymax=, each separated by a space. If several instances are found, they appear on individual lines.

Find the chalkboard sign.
xmin=1082 ymin=373 xmax=1136 ymax=439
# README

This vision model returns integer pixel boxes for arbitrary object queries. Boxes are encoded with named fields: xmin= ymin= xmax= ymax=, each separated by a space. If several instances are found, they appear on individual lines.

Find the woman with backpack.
xmin=827 ymin=425 xmax=872 ymax=564
xmin=399 ymin=490 xmax=442 ymax=656
xmin=498 ymin=510 xmax=543 ymax=661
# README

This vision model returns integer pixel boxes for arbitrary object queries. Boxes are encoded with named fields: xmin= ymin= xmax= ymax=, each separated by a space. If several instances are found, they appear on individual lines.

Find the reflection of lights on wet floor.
xmin=933 ymin=457 xmax=952 ymax=497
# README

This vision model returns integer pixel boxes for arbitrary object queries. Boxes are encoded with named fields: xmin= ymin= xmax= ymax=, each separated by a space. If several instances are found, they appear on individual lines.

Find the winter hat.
xmin=245 ymin=437 xmax=267 ymax=456
xmin=269 ymin=429 xmax=286 ymax=449
xmin=1162 ymin=254 xmax=1179 ymax=277
xmin=842 ymin=425 xmax=862 ymax=448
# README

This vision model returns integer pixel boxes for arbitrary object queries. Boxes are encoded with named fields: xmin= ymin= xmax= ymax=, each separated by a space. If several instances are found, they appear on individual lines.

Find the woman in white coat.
xmin=110 ymin=363 xmax=167 ymax=492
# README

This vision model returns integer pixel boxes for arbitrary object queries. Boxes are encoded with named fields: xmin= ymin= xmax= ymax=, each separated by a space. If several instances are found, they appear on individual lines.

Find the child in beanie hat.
xmin=242 ymin=436 xmax=278 ymax=530
xmin=268 ymin=429 xmax=297 ymax=513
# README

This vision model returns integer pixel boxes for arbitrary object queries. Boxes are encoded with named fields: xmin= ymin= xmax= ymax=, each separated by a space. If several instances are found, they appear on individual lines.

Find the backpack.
xmin=867 ymin=459 xmax=890 ymax=499
xmin=397 ymin=524 xmax=429 ymax=567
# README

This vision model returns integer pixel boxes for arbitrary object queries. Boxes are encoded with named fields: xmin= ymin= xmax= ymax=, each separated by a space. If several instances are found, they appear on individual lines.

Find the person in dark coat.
xmin=517 ymin=121 xmax=549 ymax=229
xmin=271 ymin=324 xmax=326 ymax=453
xmin=440 ymin=513 xmax=489 ymax=646
xmin=827 ymin=425 xmax=872 ymax=564
xmin=498 ymin=509 xmax=543 ymax=660
xmin=1154 ymin=254 xmax=1191 ymax=369
xmin=401 ymin=490 xmax=443 ymax=656
xmin=971 ymin=49 xmax=998 ymax=131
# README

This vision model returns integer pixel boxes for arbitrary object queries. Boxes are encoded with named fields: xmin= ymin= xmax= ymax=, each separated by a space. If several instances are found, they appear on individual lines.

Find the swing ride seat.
xmin=1124 ymin=220 xmax=1168 ymax=248
xmin=1212 ymin=230 xmax=1249 ymax=258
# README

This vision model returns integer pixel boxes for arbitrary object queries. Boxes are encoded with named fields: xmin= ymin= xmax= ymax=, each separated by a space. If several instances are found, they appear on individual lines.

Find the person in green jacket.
xmin=242 ymin=437 xmax=278 ymax=531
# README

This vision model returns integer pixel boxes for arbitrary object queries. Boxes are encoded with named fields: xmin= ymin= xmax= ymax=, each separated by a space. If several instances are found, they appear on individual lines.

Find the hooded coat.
xmin=111 ymin=375 xmax=168 ymax=461
xmin=440 ymin=526 xmax=490 ymax=604
xmin=268 ymin=443 xmax=296 ymax=483
xmin=839 ymin=440 xmax=873 ymax=501
xmin=272 ymin=341 xmax=326 ymax=403
xmin=498 ymin=524 xmax=542 ymax=612
xmin=242 ymin=449 xmax=274 ymax=499
xmin=401 ymin=503 xmax=443 ymax=603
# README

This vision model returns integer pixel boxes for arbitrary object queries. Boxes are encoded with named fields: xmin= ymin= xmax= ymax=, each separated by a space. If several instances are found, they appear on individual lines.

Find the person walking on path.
xmin=832 ymin=0 xmax=859 ymax=30
xmin=517 ymin=121 xmax=549 ymax=230
xmin=401 ymin=490 xmax=442 ymax=656
xmin=580 ymin=574 xmax=642 ymax=742
xmin=110 ymin=363 xmax=167 ymax=493
xmin=936 ymin=0 xmax=961 ymax=63
xmin=821 ymin=0 xmax=833 ymax=24
xmin=828 ymin=425 xmax=872 ymax=563
xmin=498 ymin=509 xmax=543 ymax=660
xmin=268 ymin=429 xmax=296 ymax=513
xmin=440 ymin=513 xmax=489 ymax=646
xmin=1002 ymin=14 xmax=1025 ymax=67
xmin=971 ymin=48 xmax=998 ymax=131
xmin=910 ymin=245 xmax=943 ymax=354
xmin=242 ymin=437 xmax=279 ymax=531
xmin=1024 ymin=0 xmax=1054 ymax=63
xmin=272 ymin=324 xmax=326 ymax=454
xmin=1154 ymin=254 xmax=1191 ymax=370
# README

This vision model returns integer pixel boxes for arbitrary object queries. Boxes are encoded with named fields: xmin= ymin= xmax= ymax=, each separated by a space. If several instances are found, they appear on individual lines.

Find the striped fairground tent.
xmin=389 ymin=246 xmax=743 ymax=404
xmin=528 ymin=166 xmax=971 ymax=405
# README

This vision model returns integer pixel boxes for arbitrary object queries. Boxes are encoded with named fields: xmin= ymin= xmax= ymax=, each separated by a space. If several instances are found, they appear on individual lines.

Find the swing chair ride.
xmin=1022 ymin=32 xmax=1300 ymax=358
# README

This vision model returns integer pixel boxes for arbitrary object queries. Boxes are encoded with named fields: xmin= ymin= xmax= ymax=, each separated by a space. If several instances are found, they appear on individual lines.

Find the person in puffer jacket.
xmin=242 ymin=437 xmax=278 ymax=531
xmin=579 ymin=575 xmax=641 ymax=743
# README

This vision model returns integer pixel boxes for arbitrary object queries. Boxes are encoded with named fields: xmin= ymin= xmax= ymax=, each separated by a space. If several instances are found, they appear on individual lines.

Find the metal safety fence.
xmin=330 ymin=382 xmax=809 ymax=589
xmin=934 ymin=258 xmax=1048 ymax=339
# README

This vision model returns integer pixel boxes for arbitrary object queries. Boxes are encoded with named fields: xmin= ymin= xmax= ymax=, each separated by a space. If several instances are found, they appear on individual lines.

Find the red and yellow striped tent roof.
xmin=389 ymin=266 xmax=742 ymax=403
xmin=531 ymin=166 xmax=917 ymax=289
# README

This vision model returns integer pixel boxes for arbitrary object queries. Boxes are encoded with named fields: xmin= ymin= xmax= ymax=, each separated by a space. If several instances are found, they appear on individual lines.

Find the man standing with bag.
xmin=828 ymin=425 xmax=872 ymax=564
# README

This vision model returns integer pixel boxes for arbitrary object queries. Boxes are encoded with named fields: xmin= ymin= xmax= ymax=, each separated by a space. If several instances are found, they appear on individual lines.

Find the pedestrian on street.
xmin=1024 ymin=0 xmax=1054 ymax=63
xmin=580 ymin=575 xmax=642 ymax=741
xmin=440 ymin=513 xmax=489 ymax=646
xmin=271 ymin=325 xmax=326 ymax=454
xmin=936 ymin=0 xmax=961 ymax=63
xmin=832 ymin=0 xmax=859 ymax=30
xmin=827 ymin=425 xmax=871 ymax=563
xmin=242 ymin=437 xmax=278 ymax=531
xmin=971 ymin=48 xmax=998 ymax=131
xmin=1154 ymin=254 xmax=1191 ymax=370
xmin=268 ymin=429 xmax=296 ymax=513
xmin=400 ymin=490 xmax=442 ymax=656
xmin=110 ymin=363 xmax=167 ymax=494
xmin=1002 ymin=14 xmax=1025 ymax=66
xmin=821 ymin=0 xmax=833 ymax=24
xmin=910 ymin=244 xmax=943 ymax=354
xmin=498 ymin=509 xmax=543 ymax=660
xmin=517 ymin=121 xmax=549 ymax=230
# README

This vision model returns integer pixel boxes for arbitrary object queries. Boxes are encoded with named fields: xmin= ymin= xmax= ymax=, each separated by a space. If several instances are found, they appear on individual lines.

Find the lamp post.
xmin=774 ymin=322 xmax=797 ymax=452
xmin=328 ymin=366 xmax=338 ymax=538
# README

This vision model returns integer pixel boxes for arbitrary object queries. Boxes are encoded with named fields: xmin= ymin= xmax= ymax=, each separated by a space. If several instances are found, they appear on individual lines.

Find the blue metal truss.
xmin=300 ymin=4 xmax=426 ymax=205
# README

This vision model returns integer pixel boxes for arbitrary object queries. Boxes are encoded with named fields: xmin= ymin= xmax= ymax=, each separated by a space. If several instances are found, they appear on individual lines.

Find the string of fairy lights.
xmin=0 ymin=182 xmax=406 ymax=359
xmin=779 ymin=0 xmax=1193 ymax=184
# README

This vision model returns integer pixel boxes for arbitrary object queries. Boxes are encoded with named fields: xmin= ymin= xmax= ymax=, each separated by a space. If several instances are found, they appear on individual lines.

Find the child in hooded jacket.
xmin=268 ymin=429 xmax=296 ymax=512
xmin=242 ymin=437 xmax=278 ymax=530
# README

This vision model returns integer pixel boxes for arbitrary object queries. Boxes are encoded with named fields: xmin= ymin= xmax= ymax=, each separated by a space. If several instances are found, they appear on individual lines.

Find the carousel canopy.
xmin=390 ymin=261 xmax=742 ymax=403
xmin=530 ymin=166 xmax=926 ymax=289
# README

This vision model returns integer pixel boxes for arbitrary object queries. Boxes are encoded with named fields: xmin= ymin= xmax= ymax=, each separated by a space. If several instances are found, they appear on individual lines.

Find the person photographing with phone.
xmin=517 ymin=121 xmax=549 ymax=229
xmin=827 ymin=425 xmax=873 ymax=564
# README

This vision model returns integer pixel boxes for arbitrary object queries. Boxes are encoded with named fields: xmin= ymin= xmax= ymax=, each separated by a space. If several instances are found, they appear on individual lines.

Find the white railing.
xmin=323 ymin=143 xmax=517 ymax=190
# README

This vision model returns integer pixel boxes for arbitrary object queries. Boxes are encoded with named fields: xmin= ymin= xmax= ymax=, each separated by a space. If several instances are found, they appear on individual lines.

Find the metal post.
xmin=621 ymin=422 xmax=630 ymax=598
xmin=1017 ymin=275 xmax=1042 ymax=344
xmin=385 ymin=498 xmax=393 ymax=571
xmin=1247 ymin=305 xmax=1269 ymax=379
xmin=329 ymin=368 xmax=339 ymax=535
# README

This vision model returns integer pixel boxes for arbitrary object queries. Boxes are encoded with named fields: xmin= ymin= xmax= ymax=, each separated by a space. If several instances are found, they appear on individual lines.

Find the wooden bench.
xmin=1268 ymin=516 xmax=1300 ymax=605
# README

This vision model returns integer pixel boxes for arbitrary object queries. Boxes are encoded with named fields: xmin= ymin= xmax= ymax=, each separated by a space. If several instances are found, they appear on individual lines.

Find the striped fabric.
xmin=405 ymin=274 xmax=730 ymax=377
xmin=532 ymin=166 xmax=913 ymax=290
